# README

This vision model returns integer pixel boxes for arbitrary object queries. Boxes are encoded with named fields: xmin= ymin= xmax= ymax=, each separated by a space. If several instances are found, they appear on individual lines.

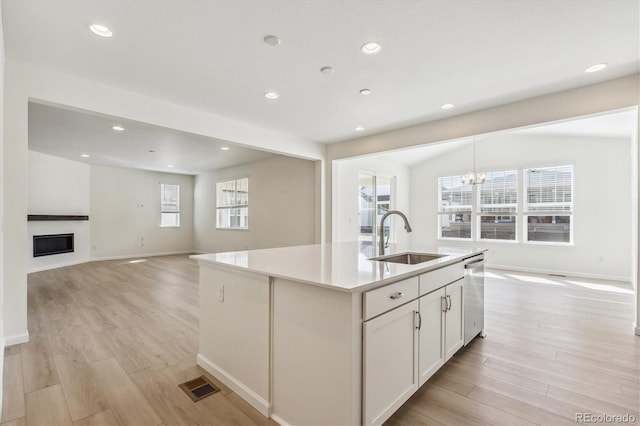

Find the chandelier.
xmin=461 ymin=139 xmax=486 ymax=185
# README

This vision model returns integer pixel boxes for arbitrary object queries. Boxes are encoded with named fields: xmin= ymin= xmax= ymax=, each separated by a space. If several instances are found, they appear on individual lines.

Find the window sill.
xmin=160 ymin=225 xmax=181 ymax=228
xmin=479 ymin=238 xmax=519 ymax=244
xmin=524 ymin=241 xmax=574 ymax=247
xmin=438 ymin=237 xmax=472 ymax=241
xmin=216 ymin=227 xmax=249 ymax=232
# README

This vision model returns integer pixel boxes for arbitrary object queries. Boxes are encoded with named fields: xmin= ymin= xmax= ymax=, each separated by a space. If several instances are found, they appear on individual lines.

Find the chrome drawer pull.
xmin=389 ymin=292 xmax=404 ymax=300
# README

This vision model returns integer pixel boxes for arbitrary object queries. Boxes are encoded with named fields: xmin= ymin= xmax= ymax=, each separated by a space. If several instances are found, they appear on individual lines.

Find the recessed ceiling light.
xmin=167 ymin=165 xmax=174 ymax=168
xmin=221 ymin=147 xmax=230 ymax=151
xmin=80 ymin=154 xmax=90 ymax=158
xmin=264 ymin=91 xmax=279 ymax=100
xmin=360 ymin=88 xmax=372 ymax=95
xmin=441 ymin=103 xmax=455 ymax=110
xmin=355 ymin=126 xmax=365 ymax=131
xmin=89 ymin=24 xmax=113 ymax=38
xmin=585 ymin=63 xmax=607 ymax=73
xmin=361 ymin=41 xmax=381 ymax=55
xmin=112 ymin=125 xmax=125 ymax=131
xmin=263 ymin=35 xmax=281 ymax=46
xmin=320 ymin=66 xmax=335 ymax=75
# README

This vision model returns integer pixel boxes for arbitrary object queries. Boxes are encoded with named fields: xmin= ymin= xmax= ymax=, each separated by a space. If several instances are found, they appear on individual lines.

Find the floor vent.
xmin=179 ymin=376 xmax=220 ymax=402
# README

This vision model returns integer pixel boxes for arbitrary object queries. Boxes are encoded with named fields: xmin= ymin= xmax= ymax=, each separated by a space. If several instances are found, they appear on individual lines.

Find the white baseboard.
xmin=486 ymin=263 xmax=629 ymax=283
xmin=4 ymin=330 xmax=30 ymax=347
xmin=270 ymin=414 xmax=289 ymax=426
xmin=90 ymin=250 xmax=195 ymax=262
xmin=196 ymin=353 xmax=271 ymax=418
xmin=28 ymin=259 xmax=90 ymax=273
xmin=27 ymin=250 xmax=196 ymax=273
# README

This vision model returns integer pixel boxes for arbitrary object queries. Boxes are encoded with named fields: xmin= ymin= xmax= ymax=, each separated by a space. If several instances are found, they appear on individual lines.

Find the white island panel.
xmin=197 ymin=264 xmax=271 ymax=415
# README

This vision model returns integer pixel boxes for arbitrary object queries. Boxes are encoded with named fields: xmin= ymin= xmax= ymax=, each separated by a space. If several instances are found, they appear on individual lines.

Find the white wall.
xmin=28 ymin=151 xmax=90 ymax=271
xmin=90 ymin=165 xmax=194 ymax=259
xmin=0 ymin=2 xmax=5 ymax=416
xmin=410 ymin=133 xmax=632 ymax=281
xmin=332 ymin=156 xmax=411 ymax=246
xmin=194 ymin=155 xmax=317 ymax=253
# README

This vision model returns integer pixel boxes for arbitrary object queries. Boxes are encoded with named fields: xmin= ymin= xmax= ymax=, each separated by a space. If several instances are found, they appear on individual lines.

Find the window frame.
xmin=477 ymin=169 xmax=519 ymax=243
xmin=160 ymin=183 xmax=181 ymax=228
xmin=523 ymin=165 xmax=574 ymax=245
xmin=216 ymin=176 xmax=249 ymax=230
xmin=437 ymin=164 xmax=574 ymax=246
xmin=437 ymin=174 xmax=473 ymax=241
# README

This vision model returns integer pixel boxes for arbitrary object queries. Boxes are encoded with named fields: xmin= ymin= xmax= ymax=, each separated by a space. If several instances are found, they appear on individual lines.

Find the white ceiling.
xmin=3 ymin=1 xmax=639 ymax=144
xmin=28 ymin=102 xmax=274 ymax=175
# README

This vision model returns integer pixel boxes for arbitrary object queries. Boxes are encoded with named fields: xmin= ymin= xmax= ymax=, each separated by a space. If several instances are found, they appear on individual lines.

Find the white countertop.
xmin=191 ymin=242 xmax=487 ymax=293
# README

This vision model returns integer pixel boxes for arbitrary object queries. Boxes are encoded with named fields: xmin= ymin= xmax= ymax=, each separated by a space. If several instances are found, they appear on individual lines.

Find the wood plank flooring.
xmin=2 ymin=255 xmax=638 ymax=425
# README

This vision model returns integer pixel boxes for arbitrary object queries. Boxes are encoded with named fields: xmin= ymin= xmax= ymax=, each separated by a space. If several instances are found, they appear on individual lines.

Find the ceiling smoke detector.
xmin=263 ymin=35 xmax=281 ymax=46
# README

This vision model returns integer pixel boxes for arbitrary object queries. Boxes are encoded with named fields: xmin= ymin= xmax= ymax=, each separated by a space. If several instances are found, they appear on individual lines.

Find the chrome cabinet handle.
xmin=416 ymin=311 xmax=422 ymax=330
xmin=441 ymin=296 xmax=448 ymax=313
xmin=389 ymin=292 xmax=404 ymax=300
xmin=447 ymin=294 xmax=452 ymax=311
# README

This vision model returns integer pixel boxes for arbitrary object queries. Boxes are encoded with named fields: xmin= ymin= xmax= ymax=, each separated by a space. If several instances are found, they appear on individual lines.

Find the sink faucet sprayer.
xmin=378 ymin=210 xmax=412 ymax=256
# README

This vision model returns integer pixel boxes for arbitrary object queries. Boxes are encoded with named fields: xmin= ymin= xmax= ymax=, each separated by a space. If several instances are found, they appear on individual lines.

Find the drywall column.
xmin=2 ymin=61 xmax=28 ymax=344
xmin=636 ymin=106 xmax=640 ymax=336
xmin=0 ymin=2 xmax=6 ymax=418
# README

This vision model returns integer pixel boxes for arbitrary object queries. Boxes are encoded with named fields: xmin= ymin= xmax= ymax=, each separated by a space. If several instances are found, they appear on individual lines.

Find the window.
xmin=160 ymin=183 xmax=180 ymax=227
xmin=478 ymin=170 xmax=518 ymax=241
xmin=359 ymin=173 xmax=393 ymax=247
xmin=524 ymin=165 xmax=573 ymax=243
xmin=438 ymin=175 xmax=472 ymax=239
xmin=216 ymin=177 xmax=249 ymax=229
xmin=438 ymin=164 xmax=573 ymax=245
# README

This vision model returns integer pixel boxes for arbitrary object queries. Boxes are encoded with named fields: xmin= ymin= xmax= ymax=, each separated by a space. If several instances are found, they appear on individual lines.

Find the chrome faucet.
xmin=378 ymin=210 xmax=412 ymax=256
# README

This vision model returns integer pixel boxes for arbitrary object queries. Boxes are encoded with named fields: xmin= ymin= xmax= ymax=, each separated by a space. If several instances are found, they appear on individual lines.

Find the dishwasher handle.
xmin=464 ymin=259 xmax=485 ymax=269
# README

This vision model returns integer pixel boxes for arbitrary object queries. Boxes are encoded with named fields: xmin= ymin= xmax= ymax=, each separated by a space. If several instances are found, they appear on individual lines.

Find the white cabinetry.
xmin=364 ymin=271 xmax=465 ymax=425
xmin=418 ymin=287 xmax=445 ymax=385
xmin=445 ymin=279 xmax=464 ymax=360
xmin=363 ymin=301 xmax=419 ymax=426
xmin=417 ymin=278 xmax=464 ymax=386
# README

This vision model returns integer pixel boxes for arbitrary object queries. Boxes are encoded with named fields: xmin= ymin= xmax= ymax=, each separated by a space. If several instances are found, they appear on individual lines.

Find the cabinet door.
xmin=445 ymin=279 xmax=464 ymax=360
xmin=363 ymin=301 xmax=419 ymax=426
xmin=418 ymin=287 xmax=446 ymax=386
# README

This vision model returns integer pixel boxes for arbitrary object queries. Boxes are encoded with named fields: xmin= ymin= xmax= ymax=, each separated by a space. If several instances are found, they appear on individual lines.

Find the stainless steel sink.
xmin=369 ymin=252 xmax=446 ymax=265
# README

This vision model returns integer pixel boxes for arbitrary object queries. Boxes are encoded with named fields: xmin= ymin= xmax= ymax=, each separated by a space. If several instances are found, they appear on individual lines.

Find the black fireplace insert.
xmin=33 ymin=233 xmax=74 ymax=257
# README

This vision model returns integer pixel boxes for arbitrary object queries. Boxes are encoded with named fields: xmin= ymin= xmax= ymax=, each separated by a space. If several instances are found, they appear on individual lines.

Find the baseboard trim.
xmin=4 ymin=330 xmax=30 ymax=347
xmin=486 ymin=264 xmax=629 ymax=283
xmin=196 ymin=353 xmax=271 ymax=417
xmin=270 ymin=414 xmax=289 ymax=426
xmin=27 ymin=251 xmax=196 ymax=273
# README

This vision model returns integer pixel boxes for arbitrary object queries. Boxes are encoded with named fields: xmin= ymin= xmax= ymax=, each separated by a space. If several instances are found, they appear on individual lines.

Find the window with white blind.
xmin=478 ymin=170 xmax=518 ymax=241
xmin=438 ymin=175 xmax=473 ymax=239
xmin=216 ymin=177 xmax=249 ymax=229
xmin=524 ymin=165 xmax=573 ymax=243
xmin=160 ymin=183 xmax=180 ymax=227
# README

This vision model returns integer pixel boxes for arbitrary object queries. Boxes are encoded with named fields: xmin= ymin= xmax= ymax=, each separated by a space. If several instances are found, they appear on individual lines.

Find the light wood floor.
xmin=2 ymin=256 xmax=639 ymax=425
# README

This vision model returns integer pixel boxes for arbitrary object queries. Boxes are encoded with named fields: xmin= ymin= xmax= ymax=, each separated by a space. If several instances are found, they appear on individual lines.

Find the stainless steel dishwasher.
xmin=463 ymin=254 xmax=485 ymax=345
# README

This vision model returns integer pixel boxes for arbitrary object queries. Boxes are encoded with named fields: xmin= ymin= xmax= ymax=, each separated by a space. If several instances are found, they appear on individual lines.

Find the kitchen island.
xmin=191 ymin=242 xmax=486 ymax=426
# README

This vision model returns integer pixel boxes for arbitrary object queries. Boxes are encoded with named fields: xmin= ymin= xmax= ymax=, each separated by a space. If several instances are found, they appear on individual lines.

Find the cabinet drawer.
xmin=419 ymin=263 xmax=464 ymax=296
xmin=364 ymin=277 xmax=419 ymax=320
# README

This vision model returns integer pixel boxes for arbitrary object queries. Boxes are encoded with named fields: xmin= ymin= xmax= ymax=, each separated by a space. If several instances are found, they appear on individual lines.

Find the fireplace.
xmin=33 ymin=233 xmax=74 ymax=257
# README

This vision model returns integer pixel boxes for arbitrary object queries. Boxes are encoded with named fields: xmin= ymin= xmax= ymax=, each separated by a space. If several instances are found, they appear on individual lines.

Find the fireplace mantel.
xmin=28 ymin=215 xmax=89 ymax=221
